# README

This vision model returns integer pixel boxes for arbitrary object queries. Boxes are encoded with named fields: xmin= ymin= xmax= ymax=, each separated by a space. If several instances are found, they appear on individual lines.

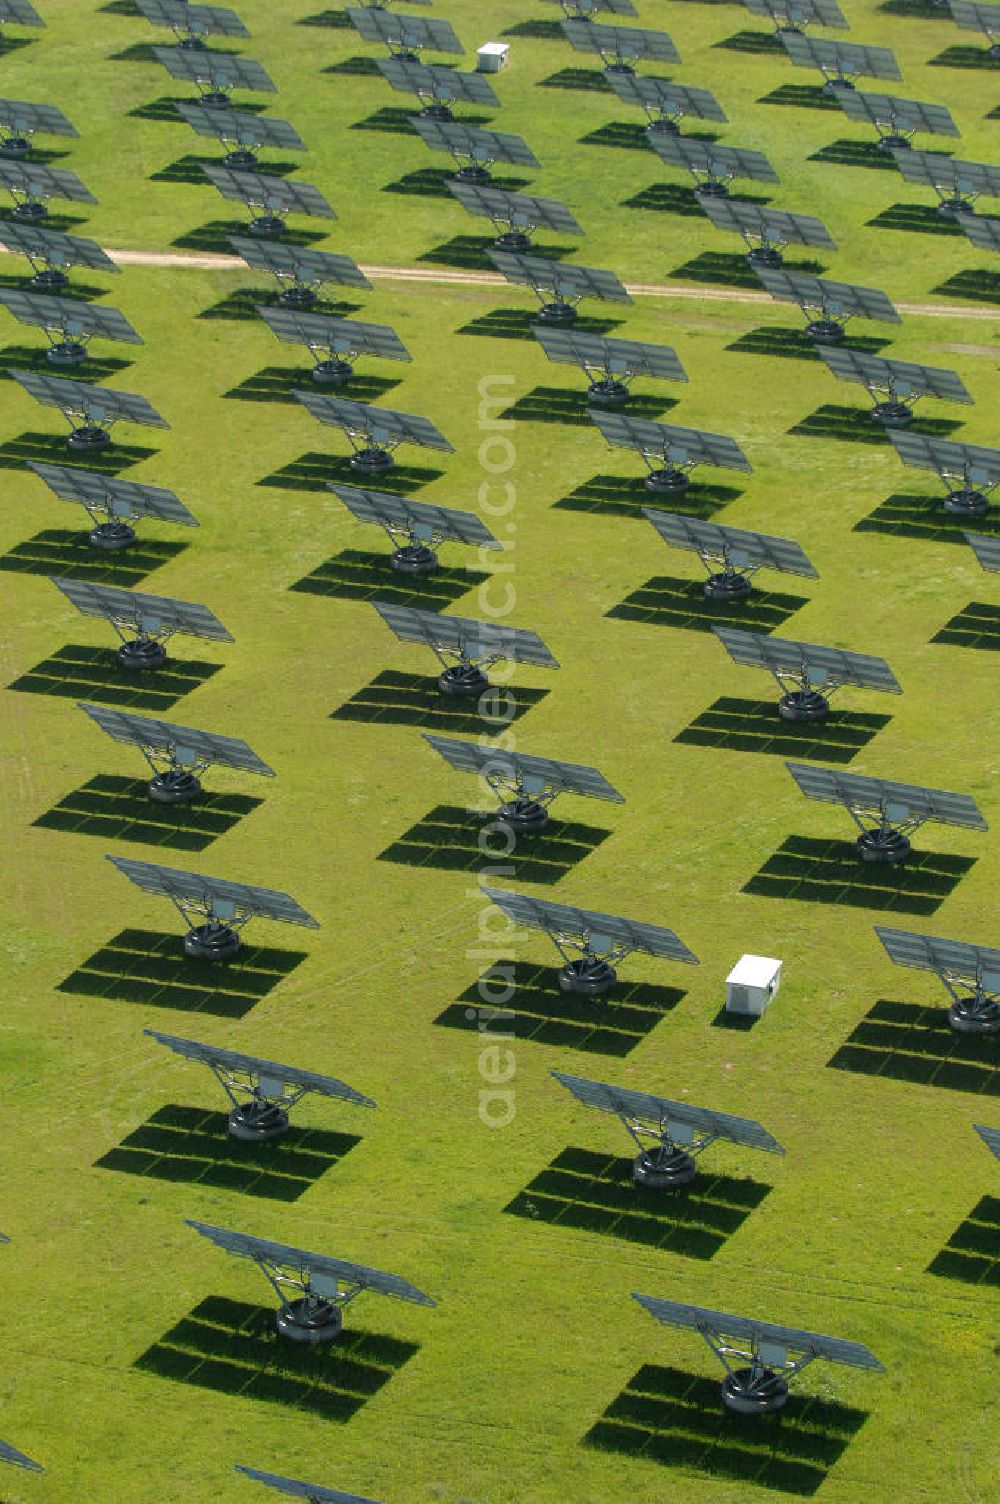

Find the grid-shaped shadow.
xmin=172 ymin=221 xmax=329 ymax=254
xmin=866 ymin=203 xmax=965 ymax=236
xmin=378 ymin=805 xmax=611 ymax=884
xmin=100 ymin=0 xmax=140 ymax=11
xmin=330 ymin=670 xmax=549 ymax=733
xmin=928 ymin=45 xmax=1000 ymax=69
xmin=456 ymin=307 xmax=624 ymax=342
xmin=417 ymin=236 xmax=574 ymax=272
xmin=504 ymin=1145 xmax=770 ymax=1259
xmin=713 ymin=29 xmax=785 ymax=52
xmin=32 ymin=774 xmax=262 ymax=852
xmin=585 ymin=1365 xmax=868 ymax=1496
xmin=580 ymin=123 xmax=721 ymax=151
xmin=674 ymin=698 xmax=891 ymax=763
xmin=8 ymin=645 xmax=222 ymax=712
xmin=0 ymin=272 xmax=106 ymax=302
xmin=149 ymin=155 xmax=297 ymax=186
xmin=0 ymin=345 xmax=130 ymax=382
xmin=501 ymin=17 xmax=563 ymax=35
xmin=623 ymin=183 xmax=770 ymax=218
xmin=297 ymin=7 xmax=352 ymax=26
xmin=0 ymin=207 xmax=85 ymax=233
xmin=670 ymin=252 xmax=825 ymax=290
xmin=743 ymin=836 xmax=975 ymax=915
xmin=607 ymin=579 xmax=805 ymax=634
xmin=0 ymin=529 xmax=186 ymax=587
xmin=758 ymin=84 xmax=843 ymax=111
xmin=555 ymin=475 xmax=742 ymax=521
xmin=134 ymin=1296 xmax=417 ymax=1419
xmin=197 ymin=287 xmax=361 ymax=322
xmin=928 ymin=1198 xmax=1000 ymax=1285
xmin=222 ymin=366 xmax=400 ymax=406
xmin=0 ymin=33 xmax=33 ymax=51
xmin=828 ymin=998 xmax=1000 ymax=1095
xmin=932 ymin=601 xmax=1000 ymax=651
xmin=0 ymin=432 xmax=155 ymax=477
xmin=351 ymin=107 xmax=492 ymax=137
xmin=853 ymin=492 xmax=1000 ymax=544
xmin=878 ymin=0 xmax=945 ymax=13
xmin=726 ymin=326 xmax=892 ymax=359
xmin=788 ymin=405 xmax=964 ymax=446
xmin=438 ymin=961 xmax=685 ymax=1055
xmin=113 ymin=41 xmax=226 ymax=62
xmin=289 ymin=549 xmax=486 ymax=611
xmin=382 ymin=168 xmax=529 ymax=200
xmin=322 ymin=56 xmax=381 ymax=77
xmin=257 ymin=454 xmax=443 ymax=495
xmin=498 ymin=386 xmax=677 ymax=427
xmin=930 ymin=269 xmax=1000 ymax=306
xmin=539 ymin=68 xmax=612 ymax=92
xmin=129 ymin=97 xmax=268 ymax=125
xmin=808 ymin=138 xmax=904 ymax=171
xmin=57 ymin=928 xmax=307 ymax=1019
xmin=96 ymin=1103 xmax=360 ymax=1202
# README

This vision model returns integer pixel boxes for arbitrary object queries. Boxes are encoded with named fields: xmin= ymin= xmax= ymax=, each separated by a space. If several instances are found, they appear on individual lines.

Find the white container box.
xmin=725 ymin=954 xmax=782 ymax=1017
xmin=477 ymin=42 xmax=510 ymax=73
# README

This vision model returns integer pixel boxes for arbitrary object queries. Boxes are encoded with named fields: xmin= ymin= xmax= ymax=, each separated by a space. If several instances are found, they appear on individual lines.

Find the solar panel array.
xmin=713 ymin=629 xmax=903 ymax=692
xmin=174 ymin=104 xmax=306 ymax=153
xmin=0 ymin=1 xmax=43 ymax=25
xmin=744 ymin=0 xmax=849 ymax=25
xmin=259 ymin=307 xmax=411 ymax=362
xmin=561 ymin=20 xmax=681 ymax=63
xmin=347 ymin=8 xmax=463 ymax=55
xmin=331 ymin=484 xmax=501 ymax=549
xmin=0 ymin=289 xmax=142 ymax=343
xmin=700 ymin=200 xmax=836 ymax=250
xmin=423 ymin=736 xmax=625 ymax=803
xmin=0 ymin=159 xmax=96 ymax=203
xmin=837 ymin=92 xmax=959 ymax=138
xmin=29 ymin=463 xmax=199 ymax=527
xmin=487 ymin=251 xmax=632 ymax=304
xmin=374 ymin=603 xmax=560 ymax=667
xmin=78 ymin=704 xmax=276 ymax=778
xmin=606 ymin=74 xmax=728 ymax=124
xmin=889 ymin=431 xmax=1000 ymax=485
xmin=785 ymin=763 xmax=989 ymax=830
xmin=816 ymin=347 xmax=974 ymax=404
xmin=892 ymin=149 xmax=1000 ymax=200
xmin=50 ymin=577 xmax=233 ymax=641
xmin=107 ymin=858 xmax=321 ymax=927
xmin=949 ymin=0 xmax=1000 ymax=34
xmin=875 ymin=926 xmax=1000 ymax=985
xmin=0 ymin=223 xmax=118 ymax=273
xmin=410 ymin=118 xmax=541 ymax=169
xmin=10 ymin=369 xmax=169 ymax=427
xmin=0 ymin=99 xmax=76 ymax=137
xmin=448 ymin=182 xmax=583 ymax=236
xmin=962 ymin=215 xmax=1000 ymax=253
xmin=755 ymin=266 xmax=901 ymax=323
xmin=294 ymin=392 xmax=454 ymax=451
xmin=0 ymin=1440 xmax=42 ymax=1472
xmin=480 ymin=885 xmax=699 ymax=963
xmin=234 ymin=1467 xmax=382 ymax=1504
xmin=594 ymin=413 xmax=752 ymax=471
xmin=137 ymin=0 xmax=250 ymax=38
xmin=632 ymin=1297 xmax=886 ymax=1370
xmin=228 ymin=237 xmax=372 ymax=290
xmin=536 ymin=329 xmax=687 ymax=382
xmin=202 ymin=165 xmax=336 ymax=218
xmin=551 ymin=1072 xmax=785 ymax=1153
xmin=780 ymin=33 xmax=902 ymax=80
xmin=145 ymin=1030 xmax=376 ymax=1107
xmin=151 ymin=46 xmax=277 ymax=92
xmin=645 ymin=513 xmax=818 ymax=576
xmin=973 ymin=1123 xmax=1000 ymax=1162
xmin=649 ymin=135 xmax=779 ymax=185
xmin=376 ymin=58 xmax=500 ymax=107
xmin=966 ymin=532 xmax=1000 ymax=571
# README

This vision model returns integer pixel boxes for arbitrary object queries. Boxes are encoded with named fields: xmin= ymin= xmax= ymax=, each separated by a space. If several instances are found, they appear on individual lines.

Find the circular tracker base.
xmin=537 ymin=300 xmax=577 ymax=324
xmin=278 ymin=284 xmax=316 ymax=308
xmin=390 ymin=544 xmax=438 ymax=575
xmin=646 ymin=117 xmax=680 ymax=136
xmin=856 ymin=829 xmax=911 ymax=864
xmin=805 ymin=319 xmax=845 ymax=344
xmin=938 ymin=196 xmax=974 ymax=218
xmin=438 ymin=663 xmax=490 ymax=697
xmin=823 ymin=77 xmax=855 ymax=93
xmin=183 ymin=923 xmax=241 ymax=962
xmin=11 ymin=201 xmax=47 ymax=222
xmin=877 ymin=134 xmax=910 ymax=153
xmin=199 ymin=91 xmax=231 ymax=108
xmin=633 ymin=1150 xmax=697 ymax=1189
xmin=704 ymin=571 xmax=751 ymax=602
xmin=455 ymin=164 xmax=491 ymax=184
xmin=871 ymin=400 xmax=913 ymax=428
xmin=88 ymin=521 xmax=137 ymax=552
xmin=0 ymin=137 xmax=30 ymax=158
xmin=776 ymin=22 xmax=804 ymax=33
xmin=645 ymin=467 xmax=690 ymax=494
xmin=277 ymin=1299 xmax=343 ymax=1344
xmin=778 ymin=690 xmax=830 ymax=723
xmin=117 ymin=637 xmax=167 ymax=673
xmin=944 ymin=487 xmax=989 ymax=516
xmin=31 ymin=269 xmax=69 ymax=291
xmin=605 ymin=62 xmax=636 ymax=75
xmin=587 ymin=378 xmax=629 ymax=408
xmin=558 ymin=959 xmax=617 ymax=996
xmin=747 ymin=246 xmax=783 ymax=268
xmin=722 ymin=1371 xmax=789 ymax=1416
xmin=248 ymin=214 xmax=286 ymax=238
xmin=46 ymin=341 xmax=87 ymax=367
xmin=496 ymin=798 xmax=549 ymax=832
xmin=148 ymin=770 xmax=202 ymax=805
xmin=179 ymin=35 xmax=207 ymax=50
xmin=494 ymin=230 xmax=532 ymax=253
xmin=67 ymin=425 xmax=111 ymax=451
xmin=421 ymin=103 xmax=454 ymax=123
xmin=694 ymin=180 xmax=729 ymax=199
xmin=991 ymin=40 xmax=1000 ymax=57
xmin=229 ymin=1104 xmax=290 ymax=1142
xmin=948 ymin=1000 xmax=1000 ymax=1035
xmin=224 ymin=148 xmax=258 ymax=169
xmin=395 ymin=49 xmax=420 ymax=64
xmin=311 ymin=358 xmax=353 ymax=386
xmin=349 ymin=446 xmax=394 ymax=474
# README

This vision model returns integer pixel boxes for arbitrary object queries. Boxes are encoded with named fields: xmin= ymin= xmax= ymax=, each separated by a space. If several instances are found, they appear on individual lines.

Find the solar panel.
xmin=552 ymin=1071 xmax=785 ymax=1151
xmin=409 ymin=118 xmax=540 ymax=169
xmin=150 ymin=46 xmax=277 ymax=92
xmin=174 ymin=104 xmax=306 ymax=152
xmin=10 ymin=369 xmax=169 ymax=427
xmin=890 ymin=431 xmax=1000 ymax=486
xmin=645 ymin=512 xmax=817 ymax=576
xmin=448 ymin=182 xmax=583 ymax=237
xmin=786 ymin=763 xmax=988 ymax=830
xmin=424 ymin=736 xmax=625 ymax=803
xmin=780 ymin=33 xmax=902 ymax=80
xmin=817 ymin=347 xmax=972 ymax=404
xmin=146 ymin=1031 xmax=375 ymax=1107
xmin=837 ymin=91 xmax=959 ymax=138
xmin=137 ymin=0 xmax=250 ymax=37
xmin=0 ymin=160 xmax=96 ymax=204
xmin=965 ymin=531 xmax=1000 ymax=571
xmin=0 ymin=290 xmax=141 ymax=343
xmin=235 ymin=1468 xmax=382 ymax=1504
xmin=607 ymin=73 xmax=728 ymax=124
xmin=714 ymin=629 xmax=902 ymax=693
xmin=346 ymin=8 xmax=463 ymax=54
xmin=700 ymin=200 xmax=836 ymax=250
xmin=202 ymin=164 xmax=336 ymax=218
xmin=481 ymin=885 xmax=699 ymax=963
xmin=330 ymin=484 xmax=501 ymax=549
xmin=649 ymin=135 xmax=779 ymax=184
xmin=535 ymin=329 xmax=687 ymax=383
xmin=974 ymin=1122 xmax=1000 ymax=1162
xmin=487 ymin=251 xmax=631 ymax=304
xmin=78 ymin=704 xmax=275 ymax=777
xmin=961 ymin=215 xmax=1000 ymax=253
xmin=187 ymin=1221 xmax=436 ymax=1303
xmin=875 ymin=925 xmax=1000 ymax=982
xmin=228 ymin=237 xmax=372 ymax=290
xmin=892 ymin=149 xmax=1000 ymax=201
xmin=294 ymin=392 xmax=454 ymax=451
xmin=755 ymin=266 xmax=901 ymax=323
xmin=561 ymin=20 xmax=681 ymax=63
xmin=376 ymin=58 xmax=499 ymax=107
xmin=108 ymin=858 xmax=320 ymax=927
xmin=374 ymin=603 xmax=559 ymax=667
xmin=744 ymin=0 xmax=848 ymax=24
xmin=29 ymin=463 xmax=199 ymax=527
xmin=0 ymin=1 xmax=43 ymax=25
xmin=0 ymin=99 xmax=77 ymax=137
xmin=50 ymin=578 xmax=233 ymax=640
xmin=0 ymin=223 xmax=118 ymax=273
xmin=259 ymin=307 xmax=410 ymax=362
xmin=0 ymin=1440 xmax=42 ymax=1472
xmin=542 ymin=0 xmax=638 ymax=13
xmin=632 ymin=1296 xmax=885 ymax=1371
xmin=594 ymin=412 xmax=752 ymax=471
xmin=950 ymin=0 xmax=1000 ymax=36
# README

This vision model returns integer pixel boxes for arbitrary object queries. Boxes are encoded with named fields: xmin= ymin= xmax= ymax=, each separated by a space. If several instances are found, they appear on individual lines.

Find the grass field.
xmin=2 ymin=1 xmax=1000 ymax=1501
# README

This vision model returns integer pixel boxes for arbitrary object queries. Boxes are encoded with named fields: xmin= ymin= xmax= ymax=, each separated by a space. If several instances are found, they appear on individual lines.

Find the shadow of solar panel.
xmin=866 ymin=203 xmax=966 ymax=236
xmin=607 ymin=579 xmax=805 ymax=634
xmin=289 ymin=549 xmax=486 ymax=611
xmin=0 ymin=432 xmax=155 ymax=477
xmin=0 ymin=272 xmax=105 ymax=301
xmin=539 ymin=67 xmax=613 ymax=92
xmin=498 ymin=386 xmax=677 ymax=427
xmin=504 ymin=1147 xmax=770 ymax=1259
xmin=710 ymin=1005 xmax=761 ymax=1030
xmin=418 ymin=235 xmax=574 ymax=272
xmin=57 ymin=929 xmax=307 ymax=1019
xmin=928 ymin=45 xmax=1000 ymax=68
xmin=930 ymin=269 xmax=1000 ymax=306
xmin=713 ymin=29 xmax=784 ymax=52
xmin=99 ymin=0 xmax=140 ymax=11
xmin=382 ymin=168 xmax=530 ymax=199
xmin=809 ymin=139 xmax=915 ymax=172
xmin=556 ymin=476 xmax=741 ymax=521
xmin=331 ymin=671 xmax=549 ymax=732
xmin=197 ymin=286 xmax=361 ymax=322
xmin=297 ymin=8 xmax=353 ymax=27
xmin=581 ymin=123 xmax=721 ymax=151
xmin=743 ymin=836 xmax=975 ymax=915
xmin=222 ymin=366 xmax=400 ymax=405
xmin=378 ymin=806 xmax=611 ymax=885
xmin=133 ymin=1298 xmax=417 ymax=1417
xmin=931 ymin=601 xmax=1000 ymax=651
xmin=877 ymin=0 xmax=943 ymax=13
xmin=788 ymin=405 xmax=964 ymax=445
xmin=828 ymin=998 xmax=1000 ymax=1094
xmin=129 ymin=97 xmax=268 ymax=124
xmin=352 ymin=107 xmax=493 ymax=137
xmin=623 ymin=184 xmax=771 ymax=217
xmin=0 ymin=207 xmax=86 ymax=233
xmin=927 ymin=1198 xmax=1000 ymax=1284
xmin=0 ymin=346 xmax=130 ymax=383
xmin=584 ymin=1365 xmax=868 ymax=1496
xmin=456 ymin=307 xmax=625 ymax=341
xmin=32 ymin=775 xmax=261 ymax=851
xmin=0 ymin=34 xmax=34 ymax=53
xmin=112 ymin=42 xmax=193 ymax=63
xmin=438 ymin=962 xmax=685 ymax=1055
xmin=257 ymin=454 xmax=443 ymax=495
xmin=323 ymin=56 xmax=381 ymax=77
xmin=501 ymin=17 xmax=564 ymax=37
xmin=854 ymin=492 xmax=1000 ymax=543
xmin=96 ymin=1104 xmax=360 ymax=1201
xmin=172 ymin=221 xmax=330 ymax=254
xmin=758 ymin=85 xmax=844 ymax=111
xmin=726 ymin=326 xmax=893 ymax=359
xmin=674 ymin=698 xmax=891 ymax=762
xmin=0 ymin=147 xmax=69 ymax=167
xmin=8 ymin=644 xmax=221 ymax=711
xmin=150 ymin=155 xmax=298 ymax=186
xmin=670 ymin=252 xmax=825 ymax=289
xmin=0 ymin=529 xmax=185 ymax=587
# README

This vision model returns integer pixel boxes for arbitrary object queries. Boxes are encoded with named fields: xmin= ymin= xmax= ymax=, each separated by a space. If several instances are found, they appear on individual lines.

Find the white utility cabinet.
xmin=725 ymin=954 xmax=782 ymax=1017
xmin=477 ymin=42 xmax=510 ymax=72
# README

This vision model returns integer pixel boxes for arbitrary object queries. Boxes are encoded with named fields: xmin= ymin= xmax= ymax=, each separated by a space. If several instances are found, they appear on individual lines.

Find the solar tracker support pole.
xmin=248 ymin=213 xmax=285 ymax=239
xmin=848 ymin=806 xmax=913 ymax=863
xmin=945 ymin=975 xmax=1000 ymax=1035
xmin=0 ymin=131 xmax=30 ymax=160
xmin=10 ymin=194 xmax=46 ymax=222
xmin=619 ymin=1112 xmax=702 ymax=1189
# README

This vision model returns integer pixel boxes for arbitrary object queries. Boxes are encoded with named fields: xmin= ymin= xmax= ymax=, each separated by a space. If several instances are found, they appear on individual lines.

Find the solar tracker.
xmin=561 ymin=19 xmax=681 ymax=67
xmin=817 ymin=347 xmax=972 ymax=429
xmin=0 ymin=1 xmax=43 ymax=27
xmin=0 ymin=223 xmax=118 ymax=291
xmin=174 ymin=103 xmax=304 ymax=167
xmin=0 ymin=99 xmax=76 ymax=160
xmin=79 ymin=702 xmax=273 ymax=804
xmin=137 ymin=0 xmax=250 ymax=41
xmin=187 ymin=1220 xmax=434 ymax=1342
xmin=633 ymin=1294 xmax=884 ymax=1414
xmin=876 ymin=926 xmax=1000 ymax=1034
xmin=649 ymin=135 xmax=778 ymax=197
xmin=542 ymin=0 xmax=638 ymax=14
xmin=10 ymin=368 xmax=168 ymax=453
xmin=606 ymin=73 xmax=727 ymax=134
xmin=744 ymin=0 xmax=848 ymax=28
xmin=29 ymin=462 xmax=198 ymax=549
xmin=424 ymin=735 xmax=623 ymax=829
xmin=701 ymin=201 xmax=835 ymax=269
xmin=294 ymin=392 xmax=453 ymax=473
xmin=644 ymin=511 xmax=816 ymax=602
xmin=786 ymin=761 xmax=987 ymax=863
xmin=480 ymin=883 xmax=698 ymax=994
xmin=51 ymin=579 xmax=232 ymax=677
xmin=974 ymin=1123 xmax=1000 ymax=1159
xmin=487 ymin=250 xmax=631 ymax=322
xmin=780 ymin=33 xmax=902 ymax=87
xmin=236 ymin=1468 xmax=383 ymax=1504
xmin=448 ymin=182 xmax=582 ymax=252
xmin=0 ymin=160 xmax=96 ymax=221
xmin=535 ymin=328 xmax=685 ymax=407
xmin=594 ymin=411 xmax=751 ymax=493
xmin=346 ymin=7 xmax=463 ymax=56
xmin=259 ymin=307 xmax=409 ymax=387
xmin=553 ymin=1070 xmax=782 ymax=1187
xmin=0 ymin=289 xmax=141 ymax=366
xmin=410 ymin=118 xmax=540 ymax=182
xmin=146 ymin=1029 xmax=373 ymax=1140
xmin=330 ymin=483 xmax=499 ymax=573
xmin=965 ymin=531 xmax=1000 ymax=571
xmin=202 ymin=164 xmax=335 ymax=235
xmin=837 ymin=91 xmax=959 ymax=151
xmin=950 ymin=0 xmax=1000 ymax=53
xmin=373 ymin=602 xmax=558 ymax=694
xmin=754 ymin=265 xmax=900 ymax=342
xmin=151 ymin=46 xmax=277 ymax=101
xmin=892 ymin=148 xmax=1000 ymax=215
xmin=889 ymin=431 xmax=1000 ymax=515
xmin=0 ymin=1440 xmax=42 ymax=1472
xmin=228 ymin=236 xmax=371 ymax=308
xmin=713 ymin=627 xmax=901 ymax=722
xmin=961 ymin=214 xmax=1000 ymax=254
xmin=376 ymin=58 xmax=499 ymax=117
